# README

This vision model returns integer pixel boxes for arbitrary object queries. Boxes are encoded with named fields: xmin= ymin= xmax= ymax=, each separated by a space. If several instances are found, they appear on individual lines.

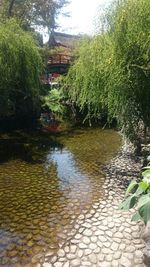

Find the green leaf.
xmin=138 ymin=194 xmax=150 ymax=208
xmin=142 ymin=170 xmax=150 ymax=181
xmin=139 ymin=200 xmax=150 ymax=224
xmin=143 ymin=172 xmax=150 ymax=183
xmin=131 ymin=211 xmax=142 ymax=222
xmin=138 ymin=181 xmax=150 ymax=193
xmin=119 ymin=195 xmax=137 ymax=210
xmin=142 ymin=166 xmax=150 ymax=171
xmin=125 ymin=180 xmax=137 ymax=196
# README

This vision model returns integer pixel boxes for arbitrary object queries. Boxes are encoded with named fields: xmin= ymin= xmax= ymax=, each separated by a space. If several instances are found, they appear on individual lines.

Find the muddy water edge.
xmin=0 ymin=128 xmax=121 ymax=266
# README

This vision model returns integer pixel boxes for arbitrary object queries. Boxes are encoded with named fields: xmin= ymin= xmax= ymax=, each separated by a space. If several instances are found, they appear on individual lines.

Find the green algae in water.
xmin=0 ymin=128 xmax=121 ymax=266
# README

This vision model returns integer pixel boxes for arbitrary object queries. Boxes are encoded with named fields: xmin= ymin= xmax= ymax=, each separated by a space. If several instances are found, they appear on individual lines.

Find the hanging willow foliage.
xmin=64 ymin=0 xmax=150 ymax=141
xmin=0 ymin=19 xmax=42 ymax=117
xmin=64 ymin=34 xmax=113 ymax=120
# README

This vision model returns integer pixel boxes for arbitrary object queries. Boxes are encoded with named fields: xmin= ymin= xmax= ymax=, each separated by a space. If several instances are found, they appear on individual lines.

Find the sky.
xmin=57 ymin=0 xmax=112 ymax=35
xmin=43 ymin=0 xmax=111 ymax=42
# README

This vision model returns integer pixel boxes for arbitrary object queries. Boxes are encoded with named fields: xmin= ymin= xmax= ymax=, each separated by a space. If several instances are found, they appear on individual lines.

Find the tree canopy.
xmin=0 ymin=0 xmax=69 ymax=33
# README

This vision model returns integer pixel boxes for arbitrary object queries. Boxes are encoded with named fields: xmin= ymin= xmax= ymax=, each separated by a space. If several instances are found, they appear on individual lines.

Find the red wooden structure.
xmin=47 ymin=31 xmax=80 ymax=75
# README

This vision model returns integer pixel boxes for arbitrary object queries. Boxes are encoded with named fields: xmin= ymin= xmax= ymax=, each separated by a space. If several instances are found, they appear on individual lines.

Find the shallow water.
xmin=0 ymin=128 xmax=121 ymax=266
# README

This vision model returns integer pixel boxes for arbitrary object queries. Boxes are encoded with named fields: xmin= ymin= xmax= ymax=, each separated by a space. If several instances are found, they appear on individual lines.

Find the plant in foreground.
xmin=120 ymin=159 xmax=150 ymax=225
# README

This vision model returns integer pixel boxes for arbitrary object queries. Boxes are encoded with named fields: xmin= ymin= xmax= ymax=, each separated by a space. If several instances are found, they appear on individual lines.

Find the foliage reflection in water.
xmin=0 ymin=128 xmax=121 ymax=266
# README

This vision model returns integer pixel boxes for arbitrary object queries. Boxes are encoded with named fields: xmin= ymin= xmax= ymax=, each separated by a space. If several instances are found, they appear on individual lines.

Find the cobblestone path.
xmin=41 ymin=144 xmax=145 ymax=267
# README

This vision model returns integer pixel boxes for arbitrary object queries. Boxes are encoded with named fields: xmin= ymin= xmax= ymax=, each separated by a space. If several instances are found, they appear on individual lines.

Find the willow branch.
xmin=130 ymin=64 xmax=150 ymax=71
xmin=8 ymin=0 xmax=16 ymax=17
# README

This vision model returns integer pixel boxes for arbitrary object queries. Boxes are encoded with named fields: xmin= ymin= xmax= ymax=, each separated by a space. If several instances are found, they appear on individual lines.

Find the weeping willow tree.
xmin=106 ymin=0 xmax=150 ymax=141
xmin=64 ymin=0 xmax=150 ymax=142
xmin=0 ymin=19 xmax=42 ymax=119
xmin=64 ymin=34 xmax=113 ymax=124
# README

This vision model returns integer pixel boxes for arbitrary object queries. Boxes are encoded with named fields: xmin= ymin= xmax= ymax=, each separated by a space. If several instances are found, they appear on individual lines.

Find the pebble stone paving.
xmin=41 ymin=143 xmax=145 ymax=267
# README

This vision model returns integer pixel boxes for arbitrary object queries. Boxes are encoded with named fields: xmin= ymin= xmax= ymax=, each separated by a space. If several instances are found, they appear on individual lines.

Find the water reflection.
xmin=47 ymin=148 xmax=89 ymax=183
xmin=0 ymin=128 xmax=121 ymax=266
xmin=46 ymin=148 xmax=94 ymax=205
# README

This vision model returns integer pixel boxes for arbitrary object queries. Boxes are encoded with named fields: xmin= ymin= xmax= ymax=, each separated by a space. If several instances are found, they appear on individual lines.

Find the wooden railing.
xmin=47 ymin=54 xmax=71 ymax=65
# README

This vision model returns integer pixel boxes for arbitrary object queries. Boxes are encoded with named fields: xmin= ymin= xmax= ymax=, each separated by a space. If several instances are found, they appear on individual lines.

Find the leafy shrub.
xmin=42 ymin=89 xmax=64 ymax=114
xmin=120 ymin=162 xmax=150 ymax=225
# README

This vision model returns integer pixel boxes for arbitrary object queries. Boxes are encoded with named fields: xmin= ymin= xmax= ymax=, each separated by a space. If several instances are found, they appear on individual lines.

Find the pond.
xmin=0 ymin=128 xmax=121 ymax=266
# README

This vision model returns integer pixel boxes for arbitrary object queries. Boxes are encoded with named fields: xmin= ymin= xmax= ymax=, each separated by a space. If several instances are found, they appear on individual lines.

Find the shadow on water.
xmin=0 ymin=128 xmax=121 ymax=266
xmin=0 ymin=131 xmax=64 ymax=164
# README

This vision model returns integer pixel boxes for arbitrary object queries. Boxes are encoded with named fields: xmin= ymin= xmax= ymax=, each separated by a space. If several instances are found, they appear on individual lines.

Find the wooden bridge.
xmin=47 ymin=53 xmax=72 ymax=74
xmin=47 ymin=31 xmax=79 ymax=75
